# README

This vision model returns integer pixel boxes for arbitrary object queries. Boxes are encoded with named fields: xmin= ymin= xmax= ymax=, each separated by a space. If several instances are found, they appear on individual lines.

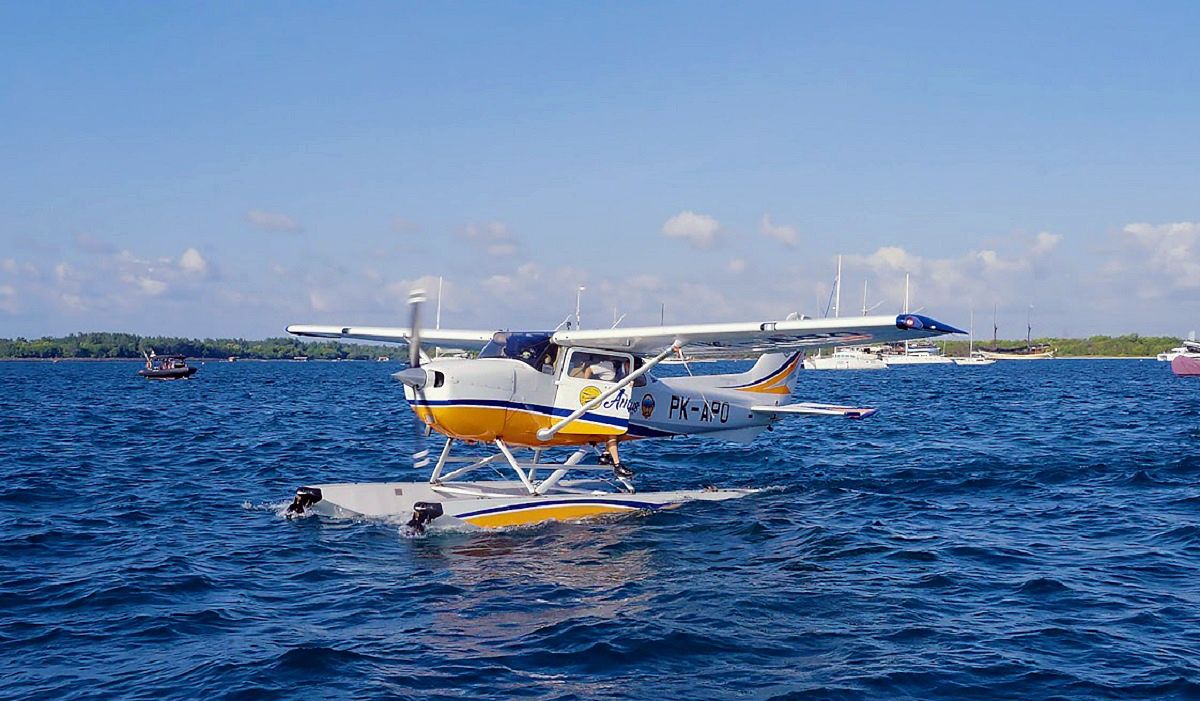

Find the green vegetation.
xmin=938 ymin=334 xmax=1178 ymax=357
xmin=0 ymin=332 xmax=397 ymax=360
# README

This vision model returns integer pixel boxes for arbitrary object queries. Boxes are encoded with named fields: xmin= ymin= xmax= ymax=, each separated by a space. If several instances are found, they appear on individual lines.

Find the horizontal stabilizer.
xmin=752 ymin=402 xmax=878 ymax=420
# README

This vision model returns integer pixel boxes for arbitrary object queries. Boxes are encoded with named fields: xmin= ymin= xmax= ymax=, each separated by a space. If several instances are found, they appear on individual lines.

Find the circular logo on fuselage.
xmin=579 ymin=385 xmax=601 ymax=405
xmin=641 ymin=393 xmax=656 ymax=418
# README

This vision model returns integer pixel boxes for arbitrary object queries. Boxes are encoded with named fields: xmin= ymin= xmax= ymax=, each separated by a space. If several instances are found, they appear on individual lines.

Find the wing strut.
xmin=536 ymin=344 xmax=679 ymax=442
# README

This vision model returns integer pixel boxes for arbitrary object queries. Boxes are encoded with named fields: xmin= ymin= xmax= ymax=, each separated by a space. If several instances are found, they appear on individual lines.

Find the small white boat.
xmin=953 ymin=310 xmax=995 ymax=366
xmin=803 ymin=348 xmax=887 ymax=371
xmin=954 ymin=352 xmax=995 ymax=366
xmin=882 ymin=341 xmax=954 ymax=366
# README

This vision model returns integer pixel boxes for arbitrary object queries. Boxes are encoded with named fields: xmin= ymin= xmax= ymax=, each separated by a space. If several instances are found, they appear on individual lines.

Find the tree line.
xmin=938 ymin=334 xmax=1179 ymax=357
xmin=0 ymin=332 xmax=397 ymax=360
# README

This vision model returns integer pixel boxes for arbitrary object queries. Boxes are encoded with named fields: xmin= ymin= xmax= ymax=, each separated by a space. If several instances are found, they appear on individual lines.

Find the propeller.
xmin=408 ymin=288 xmax=424 ymax=369
xmin=403 ymin=289 xmax=431 ymax=471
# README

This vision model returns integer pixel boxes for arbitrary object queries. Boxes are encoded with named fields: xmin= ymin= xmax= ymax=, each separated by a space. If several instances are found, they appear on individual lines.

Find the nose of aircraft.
xmin=392 ymin=367 xmax=429 ymax=388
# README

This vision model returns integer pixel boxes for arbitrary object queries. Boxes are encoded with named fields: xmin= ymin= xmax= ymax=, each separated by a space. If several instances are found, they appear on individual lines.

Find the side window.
xmin=567 ymin=352 xmax=628 ymax=383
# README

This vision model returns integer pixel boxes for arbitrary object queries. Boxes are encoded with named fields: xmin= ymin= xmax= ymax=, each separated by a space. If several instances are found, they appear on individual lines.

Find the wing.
xmin=286 ymin=325 xmax=496 ymax=352
xmin=551 ymin=313 xmax=963 ymax=357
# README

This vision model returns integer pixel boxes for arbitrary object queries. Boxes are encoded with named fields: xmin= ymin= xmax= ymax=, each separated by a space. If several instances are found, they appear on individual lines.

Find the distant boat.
xmin=953 ymin=310 xmax=995 ymax=366
xmin=227 ymin=356 xmax=238 ymax=362
xmin=376 ymin=356 xmax=391 ymax=362
xmin=660 ymin=356 xmax=720 ymax=365
xmin=977 ymin=304 xmax=1055 ymax=360
xmin=804 ymin=348 xmax=887 ymax=371
xmin=138 ymin=350 xmax=197 ymax=380
xmin=803 ymin=256 xmax=885 ymax=370
xmin=1172 ymin=352 xmax=1200 ymax=376
xmin=881 ymin=273 xmax=953 ymax=366
xmin=292 ymin=355 xmax=309 ymax=362
xmin=1170 ymin=339 xmax=1200 ymax=376
xmin=882 ymin=341 xmax=954 ymax=366
xmin=1158 ymin=332 xmax=1197 ymax=362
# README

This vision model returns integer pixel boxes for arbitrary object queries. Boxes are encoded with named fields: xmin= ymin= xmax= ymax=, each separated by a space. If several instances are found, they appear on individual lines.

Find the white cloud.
xmin=1118 ymin=221 xmax=1200 ymax=290
xmin=459 ymin=221 xmax=518 ymax=257
xmin=760 ymin=215 xmax=799 ymax=246
xmin=850 ymin=246 xmax=924 ymax=273
xmin=1031 ymin=232 xmax=1063 ymax=255
xmin=728 ymin=258 xmax=747 ymax=274
xmin=246 ymin=210 xmax=301 ymax=233
xmin=975 ymin=249 xmax=1027 ymax=273
xmin=0 ymin=284 xmax=17 ymax=313
xmin=179 ymin=248 xmax=208 ymax=276
xmin=482 ymin=274 xmax=517 ymax=295
xmin=138 ymin=277 xmax=168 ymax=296
xmin=662 ymin=211 xmax=720 ymax=249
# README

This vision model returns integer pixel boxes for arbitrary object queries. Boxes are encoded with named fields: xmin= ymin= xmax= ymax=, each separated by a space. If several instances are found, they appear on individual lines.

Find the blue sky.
xmin=2 ymin=2 xmax=1198 ymax=339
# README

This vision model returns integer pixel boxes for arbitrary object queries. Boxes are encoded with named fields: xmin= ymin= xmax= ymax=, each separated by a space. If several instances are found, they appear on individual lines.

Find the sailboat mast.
xmin=862 ymin=280 xmax=868 ymax=316
xmin=1027 ymin=305 xmax=1033 ymax=349
xmin=833 ymin=255 xmax=842 ymax=318
xmin=993 ymin=304 xmax=999 ymax=348
xmin=969 ymin=309 xmax=975 ymax=355
xmin=903 ymin=274 xmax=911 ymax=354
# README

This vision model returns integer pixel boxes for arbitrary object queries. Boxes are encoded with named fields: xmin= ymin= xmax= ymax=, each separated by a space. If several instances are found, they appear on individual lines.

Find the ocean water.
xmin=1 ymin=358 xmax=1198 ymax=700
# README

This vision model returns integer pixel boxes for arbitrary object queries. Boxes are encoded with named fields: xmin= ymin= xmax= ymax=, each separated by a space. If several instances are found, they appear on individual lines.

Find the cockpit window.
xmin=479 ymin=332 xmax=555 ymax=370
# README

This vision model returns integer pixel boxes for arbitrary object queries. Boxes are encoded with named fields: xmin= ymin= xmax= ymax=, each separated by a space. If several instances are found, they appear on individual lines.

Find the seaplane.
xmin=284 ymin=291 xmax=962 ymax=532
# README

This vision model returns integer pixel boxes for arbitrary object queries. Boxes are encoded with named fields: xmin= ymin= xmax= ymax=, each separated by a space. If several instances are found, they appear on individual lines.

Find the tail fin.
xmin=718 ymin=351 xmax=803 ymax=398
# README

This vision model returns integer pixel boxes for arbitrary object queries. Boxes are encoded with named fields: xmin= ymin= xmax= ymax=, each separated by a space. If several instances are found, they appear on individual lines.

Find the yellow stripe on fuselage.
xmin=462 ymin=503 xmax=637 ymax=528
xmin=413 ymin=404 xmax=626 ymax=447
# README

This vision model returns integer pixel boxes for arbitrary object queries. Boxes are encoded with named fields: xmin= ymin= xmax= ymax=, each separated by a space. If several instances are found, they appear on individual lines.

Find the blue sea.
xmin=2 ymin=359 xmax=1198 ymax=700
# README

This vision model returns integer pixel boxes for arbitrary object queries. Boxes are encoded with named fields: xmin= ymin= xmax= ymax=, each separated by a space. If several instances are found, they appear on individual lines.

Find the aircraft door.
xmin=553 ymin=348 xmax=632 ymax=436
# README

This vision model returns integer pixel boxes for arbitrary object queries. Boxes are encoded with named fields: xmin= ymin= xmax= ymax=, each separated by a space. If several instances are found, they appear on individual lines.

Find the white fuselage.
xmin=404 ymin=350 xmax=798 ymax=447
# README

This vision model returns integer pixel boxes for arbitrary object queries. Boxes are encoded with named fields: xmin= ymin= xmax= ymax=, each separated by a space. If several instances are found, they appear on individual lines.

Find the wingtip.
xmin=895 ymin=314 xmax=966 ymax=335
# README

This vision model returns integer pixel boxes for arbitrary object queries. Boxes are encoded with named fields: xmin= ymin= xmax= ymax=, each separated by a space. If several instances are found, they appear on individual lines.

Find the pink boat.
xmin=1171 ymin=354 xmax=1200 ymax=376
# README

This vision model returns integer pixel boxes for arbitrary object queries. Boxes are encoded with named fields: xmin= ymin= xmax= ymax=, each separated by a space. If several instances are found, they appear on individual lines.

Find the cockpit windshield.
xmin=479 ymin=332 xmax=555 ymax=369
